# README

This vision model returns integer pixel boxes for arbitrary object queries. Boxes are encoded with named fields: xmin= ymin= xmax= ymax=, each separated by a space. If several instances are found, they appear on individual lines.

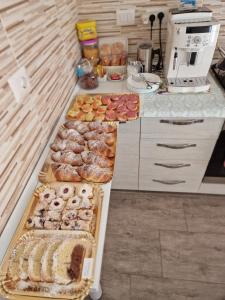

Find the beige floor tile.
xmin=108 ymin=191 xmax=187 ymax=232
xmin=102 ymin=227 xmax=162 ymax=277
xmin=130 ymin=275 xmax=225 ymax=300
xmin=160 ymin=230 xmax=225 ymax=283
xmin=183 ymin=195 xmax=225 ymax=233
xmin=100 ymin=272 xmax=130 ymax=300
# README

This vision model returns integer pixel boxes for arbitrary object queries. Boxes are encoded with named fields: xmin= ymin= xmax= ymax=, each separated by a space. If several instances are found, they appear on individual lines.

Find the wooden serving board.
xmin=66 ymin=93 xmax=140 ymax=122
xmin=39 ymin=122 xmax=118 ymax=184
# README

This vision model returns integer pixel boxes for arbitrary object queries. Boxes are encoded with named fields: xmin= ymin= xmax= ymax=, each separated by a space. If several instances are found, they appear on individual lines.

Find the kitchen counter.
xmin=80 ymin=72 xmax=225 ymax=118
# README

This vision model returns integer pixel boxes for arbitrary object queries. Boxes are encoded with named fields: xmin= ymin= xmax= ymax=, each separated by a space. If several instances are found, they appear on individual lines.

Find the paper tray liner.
xmin=0 ymin=230 xmax=96 ymax=300
xmin=66 ymin=93 xmax=140 ymax=122
xmin=39 ymin=121 xmax=118 ymax=184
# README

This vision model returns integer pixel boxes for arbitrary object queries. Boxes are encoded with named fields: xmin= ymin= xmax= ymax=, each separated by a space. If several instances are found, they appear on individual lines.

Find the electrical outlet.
xmin=141 ymin=7 xmax=168 ymax=27
xmin=8 ymin=66 xmax=30 ymax=103
xmin=116 ymin=6 xmax=136 ymax=26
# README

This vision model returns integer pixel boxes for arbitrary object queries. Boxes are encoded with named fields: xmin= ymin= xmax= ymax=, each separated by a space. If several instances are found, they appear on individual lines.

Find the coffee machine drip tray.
xmin=167 ymin=76 xmax=210 ymax=93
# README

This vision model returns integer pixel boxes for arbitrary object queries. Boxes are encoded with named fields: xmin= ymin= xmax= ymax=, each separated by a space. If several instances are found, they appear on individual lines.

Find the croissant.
xmin=101 ymin=133 xmax=115 ymax=146
xmin=64 ymin=121 xmax=89 ymax=134
xmin=81 ymin=151 xmax=114 ymax=168
xmin=101 ymin=123 xmax=116 ymax=133
xmin=87 ymin=140 xmax=110 ymax=157
xmin=58 ymin=128 xmax=85 ymax=145
xmin=51 ymin=138 xmax=85 ymax=153
xmin=88 ymin=121 xmax=103 ymax=131
xmin=51 ymin=163 xmax=82 ymax=182
xmin=64 ymin=120 xmax=81 ymax=129
xmin=83 ymin=130 xmax=101 ymax=141
xmin=83 ymin=130 xmax=115 ymax=146
xmin=51 ymin=151 xmax=83 ymax=166
xmin=77 ymin=164 xmax=113 ymax=183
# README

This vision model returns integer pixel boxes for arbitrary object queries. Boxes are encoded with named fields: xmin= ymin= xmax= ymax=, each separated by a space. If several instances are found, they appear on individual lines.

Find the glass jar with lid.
xmin=81 ymin=38 xmax=99 ymax=66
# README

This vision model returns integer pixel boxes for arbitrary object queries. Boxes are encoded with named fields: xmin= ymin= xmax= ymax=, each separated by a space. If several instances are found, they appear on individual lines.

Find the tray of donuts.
xmin=0 ymin=229 xmax=95 ymax=300
xmin=66 ymin=93 xmax=140 ymax=122
xmin=39 ymin=121 xmax=117 ymax=184
xmin=24 ymin=182 xmax=103 ymax=240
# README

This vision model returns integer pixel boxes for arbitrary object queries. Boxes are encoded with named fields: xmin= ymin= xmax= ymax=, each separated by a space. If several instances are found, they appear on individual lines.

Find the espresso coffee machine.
xmin=165 ymin=7 xmax=220 ymax=93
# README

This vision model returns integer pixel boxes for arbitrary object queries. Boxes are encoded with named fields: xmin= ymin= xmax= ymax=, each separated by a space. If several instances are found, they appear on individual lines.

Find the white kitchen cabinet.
xmin=112 ymin=119 xmax=140 ymax=190
xmin=138 ymin=117 xmax=223 ymax=192
xmin=112 ymin=117 xmax=224 ymax=193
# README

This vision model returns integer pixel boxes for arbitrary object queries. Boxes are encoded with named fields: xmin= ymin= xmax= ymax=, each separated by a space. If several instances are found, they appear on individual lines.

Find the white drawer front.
xmin=112 ymin=155 xmax=139 ymax=190
xmin=139 ymin=159 xmax=207 ymax=179
xmin=140 ymin=138 xmax=215 ymax=161
xmin=141 ymin=118 xmax=223 ymax=139
xmin=139 ymin=175 xmax=201 ymax=193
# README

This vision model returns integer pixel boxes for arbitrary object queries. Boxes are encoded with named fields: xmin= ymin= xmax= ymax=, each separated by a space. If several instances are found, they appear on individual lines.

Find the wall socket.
xmin=141 ymin=8 xmax=169 ymax=27
xmin=8 ymin=66 xmax=30 ymax=103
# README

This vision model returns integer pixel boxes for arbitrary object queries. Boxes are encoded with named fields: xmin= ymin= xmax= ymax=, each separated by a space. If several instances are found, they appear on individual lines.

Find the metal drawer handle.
xmin=154 ymin=163 xmax=191 ymax=169
xmin=160 ymin=119 xmax=204 ymax=125
xmin=153 ymin=179 xmax=186 ymax=185
xmin=157 ymin=143 xmax=196 ymax=149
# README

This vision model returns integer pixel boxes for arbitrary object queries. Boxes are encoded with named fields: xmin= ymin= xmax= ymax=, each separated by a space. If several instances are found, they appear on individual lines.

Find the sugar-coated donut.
xmin=78 ymin=184 xmax=93 ymax=199
xmin=78 ymin=209 xmax=93 ymax=221
xmin=80 ymin=197 xmax=92 ymax=209
xmin=26 ymin=217 xmax=34 ymax=229
xmin=61 ymin=220 xmax=76 ymax=230
xmin=57 ymin=184 xmax=75 ymax=200
xmin=33 ymin=202 xmax=47 ymax=217
xmin=62 ymin=210 xmax=77 ymax=221
xmin=66 ymin=196 xmax=82 ymax=210
xmin=39 ymin=188 xmax=56 ymax=203
xmin=49 ymin=198 xmax=65 ymax=211
xmin=33 ymin=216 xmax=45 ymax=229
xmin=46 ymin=210 xmax=61 ymax=222
xmin=44 ymin=221 xmax=61 ymax=230
xmin=75 ymin=220 xmax=90 ymax=231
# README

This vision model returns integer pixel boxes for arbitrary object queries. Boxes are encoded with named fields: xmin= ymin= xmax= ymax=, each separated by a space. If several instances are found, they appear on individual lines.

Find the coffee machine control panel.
xmin=175 ymin=24 xmax=213 ymax=49
xmin=186 ymin=34 xmax=210 ymax=48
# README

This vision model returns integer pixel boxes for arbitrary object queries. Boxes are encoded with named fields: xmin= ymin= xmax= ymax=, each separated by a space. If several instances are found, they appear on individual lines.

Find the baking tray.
xmin=66 ymin=93 xmax=140 ymax=122
xmin=0 ymin=230 xmax=96 ymax=300
xmin=39 ymin=122 xmax=117 ymax=184
xmin=25 ymin=183 xmax=103 ymax=240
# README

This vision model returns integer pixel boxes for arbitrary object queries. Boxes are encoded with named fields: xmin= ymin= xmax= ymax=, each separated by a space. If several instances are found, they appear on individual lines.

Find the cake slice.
xmin=28 ymin=240 xmax=47 ymax=282
xmin=8 ymin=242 xmax=26 ymax=281
xmin=41 ymin=240 xmax=62 ymax=282
xmin=52 ymin=239 xmax=85 ymax=284
xmin=19 ymin=240 xmax=39 ymax=280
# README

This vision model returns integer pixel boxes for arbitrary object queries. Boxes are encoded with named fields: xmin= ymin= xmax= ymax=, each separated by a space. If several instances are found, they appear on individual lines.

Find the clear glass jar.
xmin=79 ymin=72 xmax=99 ymax=90
xmin=81 ymin=39 xmax=99 ymax=66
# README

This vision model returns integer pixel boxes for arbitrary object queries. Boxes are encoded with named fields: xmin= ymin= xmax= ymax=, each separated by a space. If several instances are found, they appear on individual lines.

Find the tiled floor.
xmin=99 ymin=191 xmax=225 ymax=300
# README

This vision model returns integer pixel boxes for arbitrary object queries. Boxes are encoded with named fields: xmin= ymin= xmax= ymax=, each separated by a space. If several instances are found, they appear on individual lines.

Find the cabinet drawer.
xmin=139 ymin=175 xmax=201 ymax=193
xmin=139 ymin=159 xmax=207 ymax=179
xmin=141 ymin=118 xmax=223 ymax=139
xmin=140 ymin=138 xmax=215 ymax=161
